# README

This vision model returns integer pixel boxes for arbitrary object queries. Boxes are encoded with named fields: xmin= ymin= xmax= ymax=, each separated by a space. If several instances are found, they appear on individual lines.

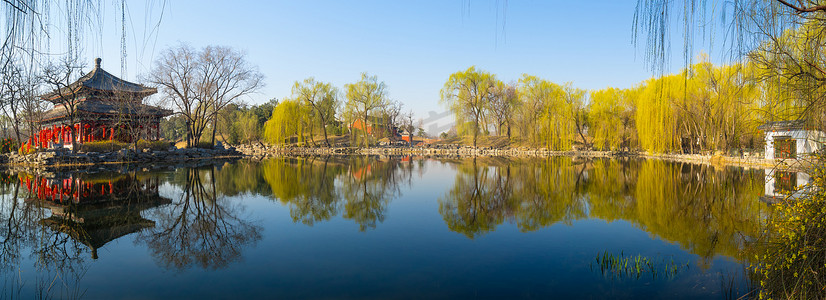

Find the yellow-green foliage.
xmin=589 ymin=88 xmax=625 ymax=151
xmin=636 ymin=77 xmax=679 ymax=153
xmin=634 ymin=59 xmax=762 ymax=154
xmin=440 ymin=66 xmax=497 ymax=147
xmin=518 ymin=75 xmax=574 ymax=150
xmin=264 ymin=98 xmax=305 ymax=144
xmin=754 ymin=155 xmax=826 ymax=299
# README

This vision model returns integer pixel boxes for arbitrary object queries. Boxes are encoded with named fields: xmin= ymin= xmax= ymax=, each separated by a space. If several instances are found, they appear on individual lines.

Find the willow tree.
xmin=588 ymin=87 xmax=625 ymax=151
xmin=564 ymin=83 xmax=588 ymax=148
xmin=441 ymin=66 xmax=496 ymax=148
xmin=264 ymin=98 xmax=305 ymax=145
xmin=634 ymin=0 xmax=826 ymax=130
xmin=292 ymin=78 xmax=339 ymax=146
xmin=636 ymin=77 xmax=679 ymax=153
xmin=517 ymin=75 xmax=572 ymax=150
xmin=344 ymin=73 xmax=388 ymax=147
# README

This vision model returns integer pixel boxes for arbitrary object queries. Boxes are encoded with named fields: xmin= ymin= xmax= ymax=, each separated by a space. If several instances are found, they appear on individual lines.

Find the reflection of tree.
xmin=439 ymin=158 xmax=511 ymax=239
xmin=437 ymin=157 xmax=769 ymax=263
xmin=339 ymin=157 xmax=402 ymax=231
xmin=258 ymin=156 xmax=407 ymax=230
xmin=511 ymin=157 xmax=587 ymax=231
xmin=213 ymin=159 xmax=273 ymax=197
xmin=0 ymin=174 xmax=89 ymax=298
xmin=137 ymin=167 xmax=262 ymax=270
xmin=260 ymin=157 xmax=345 ymax=226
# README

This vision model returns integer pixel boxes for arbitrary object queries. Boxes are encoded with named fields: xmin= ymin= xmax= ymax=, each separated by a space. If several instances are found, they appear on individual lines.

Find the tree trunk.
xmin=211 ymin=115 xmax=218 ymax=148
xmin=320 ymin=116 xmax=330 ymax=147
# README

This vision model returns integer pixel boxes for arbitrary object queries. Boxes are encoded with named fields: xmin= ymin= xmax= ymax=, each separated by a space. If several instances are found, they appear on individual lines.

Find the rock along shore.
xmin=235 ymin=143 xmax=806 ymax=171
xmin=2 ymin=145 xmax=243 ymax=172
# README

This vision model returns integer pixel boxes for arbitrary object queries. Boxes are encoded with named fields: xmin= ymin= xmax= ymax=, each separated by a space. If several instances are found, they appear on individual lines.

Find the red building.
xmin=349 ymin=116 xmax=401 ymax=139
xmin=30 ymin=58 xmax=171 ymax=149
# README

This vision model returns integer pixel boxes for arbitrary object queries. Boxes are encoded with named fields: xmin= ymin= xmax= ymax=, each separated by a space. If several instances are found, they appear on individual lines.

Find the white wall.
xmin=765 ymin=169 xmax=810 ymax=199
xmin=764 ymin=130 xmax=826 ymax=159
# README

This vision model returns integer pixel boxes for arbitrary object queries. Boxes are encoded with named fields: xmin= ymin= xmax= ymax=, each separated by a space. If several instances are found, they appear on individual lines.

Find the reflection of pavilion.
xmin=22 ymin=173 xmax=171 ymax=259
xmin=762 ymin=169 xmax=810 ymax=203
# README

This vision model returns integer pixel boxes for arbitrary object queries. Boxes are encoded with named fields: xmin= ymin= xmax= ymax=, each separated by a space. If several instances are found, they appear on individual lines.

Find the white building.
xmin=762 ymin=169 xmax=810 ymax=203
xmin=759 ymin=120 xmax=826 ymax=160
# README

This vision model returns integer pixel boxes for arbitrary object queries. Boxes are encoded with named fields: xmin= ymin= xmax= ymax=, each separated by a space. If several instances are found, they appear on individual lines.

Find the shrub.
xmin=753 ymin=153 xmax=826 ymax=299
xmin=0 ymin=138 xmax=16 ymax=153
xmin=77 ymin=141 xmax=129 ymax=152
xmin=137 ymin=140 xmax=173 ymax=151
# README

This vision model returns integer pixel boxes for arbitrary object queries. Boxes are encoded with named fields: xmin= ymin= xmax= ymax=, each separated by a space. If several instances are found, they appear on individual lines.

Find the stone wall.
xmin=5 ymin=145 xmax=242 ymax=168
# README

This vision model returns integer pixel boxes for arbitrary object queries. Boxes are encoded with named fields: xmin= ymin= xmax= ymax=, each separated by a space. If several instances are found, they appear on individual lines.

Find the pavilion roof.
xmin=41 ymin=58 xmax=157 ymax=102
xmin=41 ymin=100 xmax=172 ymax=122
xmin=758 ymin=120 xmax=808 ymax=132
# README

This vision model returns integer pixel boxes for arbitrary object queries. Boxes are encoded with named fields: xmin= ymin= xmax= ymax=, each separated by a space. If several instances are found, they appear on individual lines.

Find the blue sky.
xmin=69 ymin=0 xmax=723 ymax=133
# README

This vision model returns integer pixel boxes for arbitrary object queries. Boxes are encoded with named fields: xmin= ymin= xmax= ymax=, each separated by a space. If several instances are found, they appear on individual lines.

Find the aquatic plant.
xmin=591 ymin=251 xmax=689 ymax=280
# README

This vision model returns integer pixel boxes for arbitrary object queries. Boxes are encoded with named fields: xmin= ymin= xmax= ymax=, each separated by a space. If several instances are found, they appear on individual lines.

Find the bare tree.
xmin=401 ymin=110 xmax=415 ymax=146
xmin=487 ymin=81 xmax=517 ymax=139
xmin=41 ymin=58 xmax=86 ymax=152
xmin=0 ymin=58 xmax=31 ymax=144
xmin=381 ymin=99 xmax=403 ymax=142
xmin=151 ymin=45 xmax=263 ymax=148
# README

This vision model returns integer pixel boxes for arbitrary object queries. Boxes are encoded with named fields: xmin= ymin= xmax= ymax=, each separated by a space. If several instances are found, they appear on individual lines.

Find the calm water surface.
xmin=0 ymin=156 xmax=779 ymax=299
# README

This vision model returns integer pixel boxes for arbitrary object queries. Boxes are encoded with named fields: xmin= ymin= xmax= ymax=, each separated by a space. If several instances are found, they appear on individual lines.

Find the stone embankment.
xmin=5 ymin=146 xmax=242 ymax=169
xmin=236 ymin=143 xmax=624 ymax=157
xmin=234 ymin=143 xmax=807 ymax=171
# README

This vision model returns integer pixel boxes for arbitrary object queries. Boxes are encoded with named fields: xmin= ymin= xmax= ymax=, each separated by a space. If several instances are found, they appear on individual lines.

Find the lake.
xmin=0 ymin=156 xmax=784 ymax=299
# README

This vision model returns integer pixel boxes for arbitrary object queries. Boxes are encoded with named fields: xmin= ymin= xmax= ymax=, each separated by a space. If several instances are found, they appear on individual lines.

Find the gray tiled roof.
xmin=758 ymin=120 xmax=807 ymax=131
xmin=41 ymin=58 xmax=156 ymax=100
xmin=42 ymin=100 xmax=172 ymax=122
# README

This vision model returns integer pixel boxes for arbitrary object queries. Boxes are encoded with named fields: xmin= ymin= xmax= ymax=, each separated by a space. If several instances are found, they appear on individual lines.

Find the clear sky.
xmin=69 ymin=0 xmax=722 ymax=134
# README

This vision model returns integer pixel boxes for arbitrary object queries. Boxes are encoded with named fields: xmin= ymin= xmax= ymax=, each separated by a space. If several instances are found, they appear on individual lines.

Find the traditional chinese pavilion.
xmin=32 ymin=58 xmax=171 ymax=148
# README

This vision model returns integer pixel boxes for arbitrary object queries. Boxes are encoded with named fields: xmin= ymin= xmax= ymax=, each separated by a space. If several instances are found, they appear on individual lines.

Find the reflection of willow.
xmin=511 ymin=157 xmax=588 ymax=231
xmin=438 ymin=158 xmax=512 ymax=238
xmin=439 ymin=157 xmax=587 ymax=238
xmin=339 ymin=157 xmax=404 ymax=231
xmin=260 ymin=156 xmax=408 ymax=231
xmin=137 ymin=168 xmax=262 ymax=270
xmin=213 ymin=159 xmax=273 ymax=197
xmin=587 ymin=159 xmax=766 ymax=264
xmin=438 ymin=157 xmax=768 ymax=263
xmin=262 ymin=157 xmax=345 ymax=226
xmin=624 ymin=160 xmax=765 ymax=265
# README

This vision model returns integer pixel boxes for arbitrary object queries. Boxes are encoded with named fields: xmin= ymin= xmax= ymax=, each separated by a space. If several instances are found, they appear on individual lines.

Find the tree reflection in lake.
xmin=0 ymin=171 xmax=171 ymax=298
xmin=137 ymin=167 xmax=263 ymax=270
xmin=437 ymin=157 xmax=769 ymax=263
xmin=257 ymin=156 xmax=414 ymax=231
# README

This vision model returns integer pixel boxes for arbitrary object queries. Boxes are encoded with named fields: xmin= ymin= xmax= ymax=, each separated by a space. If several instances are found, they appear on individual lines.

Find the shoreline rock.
xmin=235 ymin=143 xmax=806 ymax=171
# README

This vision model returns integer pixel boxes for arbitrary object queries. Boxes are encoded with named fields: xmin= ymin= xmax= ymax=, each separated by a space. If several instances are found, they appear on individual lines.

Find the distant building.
xmin=758 ymin=120 xmax=826 ymax=160
xmin=349 ymin=116 xmax=401 ymax=139
xmin=31 ymin=58 xmax=171 ymax=149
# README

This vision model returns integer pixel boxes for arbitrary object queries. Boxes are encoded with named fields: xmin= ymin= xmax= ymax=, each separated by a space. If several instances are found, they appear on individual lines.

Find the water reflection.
xmin=257 ymin=156 xmax=413 ymax=231
xmin=437 ymin=157 xmax=769 ymax=263
xmin=0 ymin=156 xmax=775 ymax=298
xmin=23 ymin=173 xmax=170 ymax=259
xmin=763 ymin=169 xmax=810 ymax=202
xmin=136 ymin=167 xmax=263 ymax=270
